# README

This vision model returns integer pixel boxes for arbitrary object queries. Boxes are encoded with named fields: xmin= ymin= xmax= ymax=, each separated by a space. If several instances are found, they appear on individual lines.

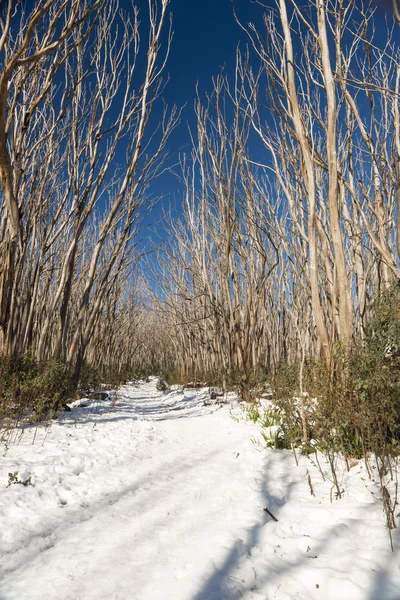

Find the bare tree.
xmin=139 ymin=0 xmax=400 ymax=384
xmin=0 ymin=0 xmax=176 ymax=383
xmin=0 ymin=0 xmax=104 ymax=351
xmin=234 ymin=0 xmax=400 ymax=363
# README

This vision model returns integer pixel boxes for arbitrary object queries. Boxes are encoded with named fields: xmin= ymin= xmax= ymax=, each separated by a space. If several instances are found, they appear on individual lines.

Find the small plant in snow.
xmin=7 ymin=471 xmax=32 ymax=488
xmin=246 ymin=404 xmax=261 ymax=423
xmin=259 ymin=408 xmax=281 ymax=429
xmin=246 ymin=404 xmax=280 ymax=427
xmin=261 ymin=427 xmax=291 ymax=450
xmin=2 ymin=440 xmax=9 ymax=457
xmin=156 ymin=378 xmax=169 ymax=392
xmin=250 ymin=436 xmax=262 ymax=447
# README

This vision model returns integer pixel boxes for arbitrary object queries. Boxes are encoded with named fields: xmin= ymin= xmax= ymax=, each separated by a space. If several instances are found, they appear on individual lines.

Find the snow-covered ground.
xmin=0 ymin=379 xmax=399 ymax=600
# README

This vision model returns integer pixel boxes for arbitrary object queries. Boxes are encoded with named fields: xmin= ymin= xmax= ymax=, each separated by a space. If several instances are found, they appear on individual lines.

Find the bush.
xmin=0 ymin=356 xmax=140 ymax=432
xmin=160 ymin=368 xmax=183 ymax=386
xmin=267 ymin=283 xmax=400 ymax=489
xmin=78 ymin=362 xmax=101 ymax=392
xmin=80 ymin=362 xmax=140 ymax=391
xmin=230 ymin=367 xmax=269 ymax=402
xmin=0 ymin=356 xmax=72 ymax=426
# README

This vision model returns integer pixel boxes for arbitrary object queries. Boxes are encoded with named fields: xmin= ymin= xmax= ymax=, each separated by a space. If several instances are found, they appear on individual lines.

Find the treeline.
xmin=137 ymin=0 xmax=400 ymax=520
xmin=1 ymin=0 xmax=400 ymax=428
xmin=142 ymin=0 xmax=400 ymax=391
xmin=0 ymin=0 xmax=176 ymax=419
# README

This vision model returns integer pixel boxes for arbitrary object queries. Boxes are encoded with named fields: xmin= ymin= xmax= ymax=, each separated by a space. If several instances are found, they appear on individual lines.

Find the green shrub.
xmin=0 ymin=356 xmax=71 ymax=425
xmin=161 ymin=368 xmax=184 ymax=386
xmin=0 ymin=356 xmax=138 ymax=430
xmin=79 ymin=362 xmax=101 ymax=392
xmin=230 ymin=367 xmax=269 ymax=402
xmin=245 ymin=404 xmax=280 ymax=428
xmin=259 ymin=408 xmax=281 ymax=429
xmin=267 ymin=283 xmax=400 ymax=480
xmin=19 ymin=359 xmax=71 ymax=419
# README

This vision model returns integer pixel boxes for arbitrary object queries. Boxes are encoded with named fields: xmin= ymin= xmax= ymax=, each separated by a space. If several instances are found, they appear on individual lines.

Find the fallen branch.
xmin=263 ymin=507 xmax=278 ymax=521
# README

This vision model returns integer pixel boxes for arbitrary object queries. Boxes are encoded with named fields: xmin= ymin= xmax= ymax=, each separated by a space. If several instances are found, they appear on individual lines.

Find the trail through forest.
xmin=0 ymin=380 xmax=399 ymax=600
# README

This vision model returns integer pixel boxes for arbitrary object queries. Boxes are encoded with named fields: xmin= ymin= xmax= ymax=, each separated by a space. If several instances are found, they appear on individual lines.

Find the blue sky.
xmin=159 ymin=0 xmax=264 ymax=114
xmin=118 ymin=0 xmax=266 ymax=230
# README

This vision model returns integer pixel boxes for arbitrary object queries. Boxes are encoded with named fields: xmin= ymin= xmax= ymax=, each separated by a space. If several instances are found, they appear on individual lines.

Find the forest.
xmin=0 ymin=0 xmax=400 ymax=528
xmin=1 ymin=2 xmax=400 ymax=598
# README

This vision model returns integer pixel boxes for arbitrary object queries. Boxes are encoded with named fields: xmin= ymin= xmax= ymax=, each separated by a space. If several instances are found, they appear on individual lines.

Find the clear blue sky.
xmin=159 ymin=0 xmax=265 ymax=117
xmin=119 ymin=0 xmax=267 ymax=228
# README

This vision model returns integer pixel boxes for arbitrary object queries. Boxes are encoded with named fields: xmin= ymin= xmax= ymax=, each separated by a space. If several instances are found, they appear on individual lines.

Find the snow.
xmin=0 ymin=378 xmax=399 ymax=600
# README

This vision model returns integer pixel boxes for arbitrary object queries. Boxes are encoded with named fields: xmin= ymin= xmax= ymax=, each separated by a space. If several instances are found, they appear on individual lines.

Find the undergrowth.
xmin=233 ymin=285 xmax=399 ymax=534
xmin=0 ymin=357 xmax=139 ymax=438
xmin=265 ymin=284 xmax=400 ymax=530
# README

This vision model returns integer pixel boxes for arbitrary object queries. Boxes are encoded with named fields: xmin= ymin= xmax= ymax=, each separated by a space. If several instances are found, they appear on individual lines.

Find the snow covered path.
xmin=0 ymin=380 xmax=399 ymax=600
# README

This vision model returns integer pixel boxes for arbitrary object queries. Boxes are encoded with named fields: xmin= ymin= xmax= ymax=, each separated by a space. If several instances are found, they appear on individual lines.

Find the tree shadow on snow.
xmin=193 ymin=450 xmax=297 ymax=600
xmin=193 ymin=449 xmax=395 ymax=600
xmin=367 ymin=527 xmax=400 ymax=600
xmin=57 ymin=389 xmax=216 ymax=427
